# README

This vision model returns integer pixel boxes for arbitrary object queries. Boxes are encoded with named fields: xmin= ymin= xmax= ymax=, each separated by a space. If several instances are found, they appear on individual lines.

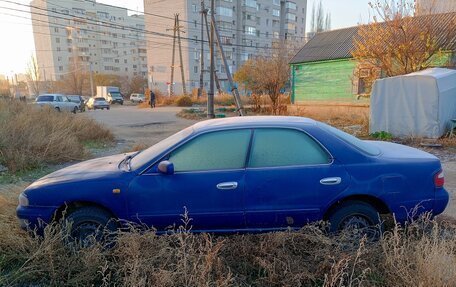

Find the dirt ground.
xmin=81 ymin=105 xmax=456 ymax=219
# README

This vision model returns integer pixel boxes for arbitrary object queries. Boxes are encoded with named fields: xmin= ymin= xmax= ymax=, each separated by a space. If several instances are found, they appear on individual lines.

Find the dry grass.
xmin=1 ymin=182 xmax=456 ymax=287
xmin=289 ymin=104 xmax=370 ymax=137
xmin=0 ymin=100 xmax=114 ymax=173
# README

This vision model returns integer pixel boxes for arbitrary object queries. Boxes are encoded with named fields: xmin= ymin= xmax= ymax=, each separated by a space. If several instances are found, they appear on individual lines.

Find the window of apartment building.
xmin=59 ymin=66 xmax=63 ymax=71
xmin=194 ymin=51 xmax=199 ymax=60
xmin=244 ymin=26 xmax=256 ymax=35
xmin=61 ymin=9 xmax=69 ymax=15
xmin=223 ymin=0 xmax=233 ymax=2
xmin=256 ymin=30 xmax=260 ymax=37
xmin=217 ymin=6 xmax=233 ymax=17
xmin=57 ymin=56 xmax=62 ymax=62
xmin=72 ymin=8 xmax=85 ymax=15
xmin=220 ymin=36 xmax=232 ymax=44
xmin=125 ymin=67 xmax=128 ymax=71
xmin=192 ymin=4 xmax=198 ymax=13
xmin=286 ymin=13 xmax=296 ymax=21
xmin=194 ymin=66 xmax=198 ymax=73
xmin=286 ymin=2 xmax=297 ymax=10
xmin=55 ymin=37 xmax=60 ymax=43
xmin=133 ymin=65 xmax=137 ymax=69
xmin=124 ymin=59 xmax=127 ymax=64
xmin=273 ymin=31 xmax=279 ymax=39
xmin=97 ymin=11 xmax=108 ymax=18
xmin=273 ymin=9 xmax=280 ymax=17
xmin=273 ymin=0 xmax=280 ymax=6
xmin=54 ymin=27 xmax=59 ymax=33
xmin=272 ymin=19 xmax=280 ymax=27
xmin=56 ymin=47 xmax=61 ymax=52
xmin=67 ymin=39 xmax=72 ymax=44
xmin=194 ymin=20 xmax=197 ymax=28
xmin=244 ymin=0 xmax=257 ymax=8
xmin=287 ymin=23 xmax=296 ymax=30
xmin=115 ymin=59 xmax=119 ymax=63
xmin=256 ymin=17 xmax=260 ymax=25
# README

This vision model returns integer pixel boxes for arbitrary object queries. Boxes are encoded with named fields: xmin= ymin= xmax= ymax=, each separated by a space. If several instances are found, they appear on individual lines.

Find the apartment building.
xmin=144 ymin=0 xmax=307 ymax=94
xmin=31 ymin=0 xmax=148 ymax=81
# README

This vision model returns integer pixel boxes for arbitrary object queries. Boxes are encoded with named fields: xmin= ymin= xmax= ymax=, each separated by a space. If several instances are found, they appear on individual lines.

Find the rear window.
xmin=67 ymin=96 xmax=80 ymax=102
xmin=95 ymin=98 xmax=106 ymax=101
xmin=36 ymin=95 xmax=53 ymax=102
xmin=318 ymin=122 xmax=381 ymax=156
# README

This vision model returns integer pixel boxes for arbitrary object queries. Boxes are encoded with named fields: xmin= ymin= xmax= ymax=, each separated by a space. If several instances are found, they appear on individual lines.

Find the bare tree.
xmin=26 ymin=54 xmax=40 ymax=96
xmin=352 ymin=1 xmax=456 ymax=79
xmin=234 ymin=43 xmax=293 ymax=115
xmin=310 ymin=0 xmax=332 ymax=33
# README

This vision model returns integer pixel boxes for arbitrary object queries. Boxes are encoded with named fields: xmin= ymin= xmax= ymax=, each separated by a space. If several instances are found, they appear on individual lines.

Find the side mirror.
xmin=158 ymin=160 xmax=174 ymax=175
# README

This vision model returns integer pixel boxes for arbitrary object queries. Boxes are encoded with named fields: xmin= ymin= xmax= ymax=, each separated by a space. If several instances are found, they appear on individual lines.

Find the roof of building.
xmin=290 ymin=12 xmax=456 ymax=64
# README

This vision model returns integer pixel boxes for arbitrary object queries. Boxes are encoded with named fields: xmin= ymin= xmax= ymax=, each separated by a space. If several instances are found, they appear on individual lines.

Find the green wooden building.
xmin=289 ymin=13 xmax=456 ymax=104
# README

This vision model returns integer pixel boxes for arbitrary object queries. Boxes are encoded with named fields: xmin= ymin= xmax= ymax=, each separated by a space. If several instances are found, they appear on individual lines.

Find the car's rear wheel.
xmin=328 ymin=201 xmax=382 ymax=241
xmin=55 ymin=107 xmax=60 ymax=112
xmin=65 ymin=206 xmax=117 ymax=246
xmin=72 ymin=107 xmax=78 ymax=114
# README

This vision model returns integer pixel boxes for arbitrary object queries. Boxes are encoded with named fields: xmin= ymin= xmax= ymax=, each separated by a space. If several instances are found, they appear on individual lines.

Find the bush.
xmin=175 ymin=95 xmax=193 ymax=107
xmin=0 ymin=100 xmax=114 ymax=173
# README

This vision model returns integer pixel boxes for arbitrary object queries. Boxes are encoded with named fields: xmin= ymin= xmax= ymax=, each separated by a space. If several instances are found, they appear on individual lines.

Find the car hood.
xmin=367 ymin=141 xmax=438 ymax=160
xmin=29 ymin=153 xmax=132 ymax=187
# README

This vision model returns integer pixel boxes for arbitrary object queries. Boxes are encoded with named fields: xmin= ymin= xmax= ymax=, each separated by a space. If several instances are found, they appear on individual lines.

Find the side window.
xmin=56 ymin=96 xmax=62 ymax=102
xmin=249 ymin=128 xmax=330 ymax=168
xmin=169 ymin=129 xmax=251 ymax=172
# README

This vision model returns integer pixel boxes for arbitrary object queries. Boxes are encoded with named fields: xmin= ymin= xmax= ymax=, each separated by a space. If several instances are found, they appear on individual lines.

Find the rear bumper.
xmin=434 ymin=188 xmax=449 ymax=216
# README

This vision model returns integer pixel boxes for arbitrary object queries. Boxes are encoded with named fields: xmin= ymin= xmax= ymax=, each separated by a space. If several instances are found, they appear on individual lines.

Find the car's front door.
xmin=127 ymin=129 xmax=252 ymax=232
xmin=244 ymin=128 xmax=350 ymax=230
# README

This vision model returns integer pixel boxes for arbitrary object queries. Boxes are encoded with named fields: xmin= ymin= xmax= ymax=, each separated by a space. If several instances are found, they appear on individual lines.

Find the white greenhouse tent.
xmin=370 ymin=68 xmax=456 ymax=138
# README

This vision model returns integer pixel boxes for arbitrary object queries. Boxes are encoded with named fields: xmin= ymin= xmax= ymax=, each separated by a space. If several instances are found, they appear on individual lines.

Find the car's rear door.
xmin=244 ymin=128 xmax=350 ymax=230
xmin=127 ymin=129 xmax=252 ymax=232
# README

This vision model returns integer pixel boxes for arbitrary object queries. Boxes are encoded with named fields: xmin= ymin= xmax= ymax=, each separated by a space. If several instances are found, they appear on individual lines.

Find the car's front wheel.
xmin=65 ymin=206 xmax=117 ymax=245
xmin=72 ymin=107 xmax=78 ymax=114
xmin=328 ymin=200 xmax=382 ymax=241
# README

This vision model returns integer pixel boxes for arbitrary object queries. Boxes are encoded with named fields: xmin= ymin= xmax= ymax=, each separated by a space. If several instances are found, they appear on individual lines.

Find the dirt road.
xmin=82 ymin=105 xmax=456 ymax=218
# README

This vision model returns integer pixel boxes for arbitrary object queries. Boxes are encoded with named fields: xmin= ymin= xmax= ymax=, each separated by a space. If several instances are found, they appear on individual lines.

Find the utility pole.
xmin=168 ymin=14 xmax=187 ymax=96
xmin=207 ymin=0 xmax=215 ymax=118
xmin=198 ymin=0 xmax=205 ymax=98
xmin=89 ymin=62 xmax=94 ymax=97
xmin=203 ymin=12 xmax=223 ymax=95
xmin=176 ymin=14 xmax=187 ymax=95
xmin=168 ymin=16 xmax=177 ymax=96
xmin=211 ymin=14 xmax=245 ymax=116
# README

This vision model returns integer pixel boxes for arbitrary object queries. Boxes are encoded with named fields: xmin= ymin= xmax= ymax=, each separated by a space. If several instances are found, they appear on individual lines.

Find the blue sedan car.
xmin=17 ymin=116 xmax=448 ymax=240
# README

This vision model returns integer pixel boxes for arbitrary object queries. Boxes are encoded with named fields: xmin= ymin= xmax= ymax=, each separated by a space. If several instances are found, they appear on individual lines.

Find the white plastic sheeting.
xmin=370 ymin=68 xmax=456 ymax=138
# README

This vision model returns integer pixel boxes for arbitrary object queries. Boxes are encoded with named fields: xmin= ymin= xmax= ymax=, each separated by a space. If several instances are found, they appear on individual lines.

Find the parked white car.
xmin=34 ymin=94 xmax=79 ymax=113
xmin=130 ymin=93 xmax=145 ymax=103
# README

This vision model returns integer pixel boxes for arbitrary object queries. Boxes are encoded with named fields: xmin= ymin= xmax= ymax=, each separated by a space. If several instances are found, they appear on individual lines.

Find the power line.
xmin=0 ymin=0 xmax=294 ymax=50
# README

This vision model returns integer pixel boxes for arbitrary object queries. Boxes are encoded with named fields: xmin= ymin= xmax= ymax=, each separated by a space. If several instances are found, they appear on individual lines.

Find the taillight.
xmin=434 ymin=170 xmax=445 ymax=188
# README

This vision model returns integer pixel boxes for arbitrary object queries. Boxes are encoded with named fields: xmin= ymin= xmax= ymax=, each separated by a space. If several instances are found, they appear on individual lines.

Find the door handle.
xmin=216 ymin=182 xmax=238 ymax=190
xmin=320 ymin=177 xmax=342 ymax=185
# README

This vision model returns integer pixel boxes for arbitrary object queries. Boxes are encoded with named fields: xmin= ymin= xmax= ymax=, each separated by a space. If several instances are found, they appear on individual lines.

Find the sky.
xmin=0 ymin=0 xmax=373 ymax=76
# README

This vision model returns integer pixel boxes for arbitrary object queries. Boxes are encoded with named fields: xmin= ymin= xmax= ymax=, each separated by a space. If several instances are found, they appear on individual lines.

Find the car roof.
xmin=38 ymin=94 xmax=62 ymax=97
xmin=192 ymin=116 xmax=317 ymax=132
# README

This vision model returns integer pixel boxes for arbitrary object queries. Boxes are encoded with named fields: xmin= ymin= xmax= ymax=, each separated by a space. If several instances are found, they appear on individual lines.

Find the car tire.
xmin=328 ymin=200 xmax=382 ymax=240
xmin=55 ymin=107 xmax=60 ymax=112
xmin=72 ymin=107 xmax=78 ymax=114
xmin=65 ymin=206 xmax=117 ymax=245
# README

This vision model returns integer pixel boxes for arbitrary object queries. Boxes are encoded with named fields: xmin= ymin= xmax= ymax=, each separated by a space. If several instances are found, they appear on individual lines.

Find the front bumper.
xmin=16 ymin=205 xmax=57 ymax=232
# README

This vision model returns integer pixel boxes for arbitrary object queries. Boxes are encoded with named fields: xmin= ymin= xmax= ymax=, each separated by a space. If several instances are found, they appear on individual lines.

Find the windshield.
xmin=36 ymin=95 xmax=53 ymax=102
xmin=317 ymin=122 xmax=381 ymax=156
xmin=130 ymin=126 xmax=194 ymax=170
xmin=110 ymin=92 xmax=122 ymax=99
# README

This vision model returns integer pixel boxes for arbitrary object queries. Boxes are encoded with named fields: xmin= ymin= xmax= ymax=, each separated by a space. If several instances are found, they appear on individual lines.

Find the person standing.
xmin=149 ymin=90 xmax=156 ymax=108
